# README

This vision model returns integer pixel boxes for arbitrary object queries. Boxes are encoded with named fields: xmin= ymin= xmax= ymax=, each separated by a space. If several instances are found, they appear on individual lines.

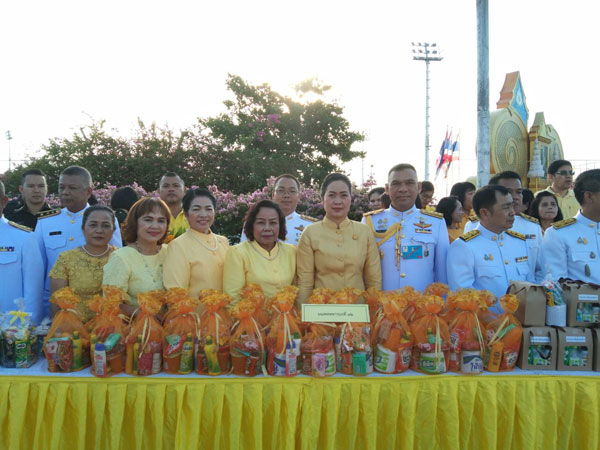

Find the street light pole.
xmin=412 ymin=42 xmax=443 ymax=181
xmin=5 ymin=130 xmax=12 ymax=172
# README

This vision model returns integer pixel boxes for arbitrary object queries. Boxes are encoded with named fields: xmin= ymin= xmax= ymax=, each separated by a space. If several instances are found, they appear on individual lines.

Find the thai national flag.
xmin=444 ymin=135 xmax=460 ymax=177
xmin=434 ymin=130 xmax=449 ymax=179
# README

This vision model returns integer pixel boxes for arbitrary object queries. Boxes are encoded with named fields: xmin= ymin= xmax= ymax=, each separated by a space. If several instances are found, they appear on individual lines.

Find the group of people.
xmin=1 ymin=159 xmax=599 ymax=325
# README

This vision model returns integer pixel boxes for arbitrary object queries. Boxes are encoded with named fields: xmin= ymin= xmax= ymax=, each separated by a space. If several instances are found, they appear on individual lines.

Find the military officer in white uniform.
xmin=363 ymin=163 xmax=449 ymax=292
xmin=448 ymin=185 xmax=535 ymax=314
xmin=464 ymin=171 xmax=543 ymax=281
xmin=240 ymin=174 xmax=316 ymax=245
xmin=541 ymin=169 xmax=600 ymax=283
xmin=35 ymin=167 xmax=122 ymax=316
xmin=0 ymin=181 xmax=44 ymax=324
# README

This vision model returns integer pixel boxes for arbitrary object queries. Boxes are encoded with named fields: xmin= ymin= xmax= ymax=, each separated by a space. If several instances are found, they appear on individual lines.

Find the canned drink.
xmin=323 ymin=350 xmax=336 ymax=376
xmin=312 ymin=353 xmax=326 ymax=377
xmin=374 ymin=345 xmax=397 ymax=373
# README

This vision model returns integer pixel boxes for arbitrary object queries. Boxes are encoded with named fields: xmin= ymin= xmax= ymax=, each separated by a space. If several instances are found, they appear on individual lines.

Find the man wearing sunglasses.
xmin=536 ymin=160 xmax=579 ymax=219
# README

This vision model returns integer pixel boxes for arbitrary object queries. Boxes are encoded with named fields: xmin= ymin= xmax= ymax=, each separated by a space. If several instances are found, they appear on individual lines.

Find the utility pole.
xmin=476 ymin=0 xmax=490 ymax=187
xmin=412 ymin=42 xmax=443 ymax=181
xmin=5 ymin=130 xmax=12 ymax=172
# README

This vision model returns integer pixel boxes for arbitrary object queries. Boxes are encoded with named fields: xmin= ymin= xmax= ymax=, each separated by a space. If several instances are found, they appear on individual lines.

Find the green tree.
xmin=200 ymin=75 xmax=365 ymax=192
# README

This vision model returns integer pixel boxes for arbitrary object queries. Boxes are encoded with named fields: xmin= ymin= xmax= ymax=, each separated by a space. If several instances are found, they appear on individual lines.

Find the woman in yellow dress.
xmin=163 ymin=189 xmax=229 ymax=297
xmin=103 ymin=197 xmax=170 ymax=316
xmin=49 ymin=205 xmax=117 ymax=321
xmin=296 ymin=173 xmax=382 ymax=305
xmin=435 ymin=196 xmax=465 ymax=243
xmin=223 ymin=199 xmax=296 ymax=307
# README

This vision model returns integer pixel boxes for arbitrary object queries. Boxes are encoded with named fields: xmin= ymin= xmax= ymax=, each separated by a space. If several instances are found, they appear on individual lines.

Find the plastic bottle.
xmin=72 ymin=331 xmax=82 ymax=370
xmin=285 ymin=342 xmax=297 ymax=376
xmin=179 ymin=333 xmax=194 ymax=374
xmin=91 ymin=334 xmax=99 ymax=374
xmin=94 ymin=343 xmax=107 ymax=377
xmin=205 ymin=336 xmax=221 ymax=375
xmin=132 ymin=335 xmax=142 ymax=374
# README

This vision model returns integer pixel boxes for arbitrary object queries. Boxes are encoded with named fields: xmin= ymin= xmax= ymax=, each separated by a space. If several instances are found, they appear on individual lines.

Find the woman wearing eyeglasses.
xmin=535 ymin=160 xmax=579 ymax=219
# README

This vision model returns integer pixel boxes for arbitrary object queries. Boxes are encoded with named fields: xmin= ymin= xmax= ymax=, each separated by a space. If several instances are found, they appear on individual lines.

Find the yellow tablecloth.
xmin=1 ymin=373 xmax=599 ymax=450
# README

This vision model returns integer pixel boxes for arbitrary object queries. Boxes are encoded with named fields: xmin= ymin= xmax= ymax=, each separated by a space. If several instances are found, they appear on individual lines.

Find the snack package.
xmin=266 ymin=286 xmax=301 ymax=376
xmin=198 ymin=292 xmax=232 ymax=375
xmin=125 ymin=291 xmax=165 ymax=376
xmin=410 ymin=295 xmax=450 ymax=374
xmin=230 ymin=299 xmax=267 ymax=376
xmin=484 ymin=294 xmax=523 ymax=372
xmin=447 ymin=290 xmax=487 ymax=374
xmin=1 ymin=299 xmax=38 ymax=368
xmin=329 ymin=288 xmax=373 ymax=376
xmin=372 ymin=292 xmax=413 ymax=374
xmin=45 ymin=288 xmax=91 ymax=372
xmin=300 ymin=289 xmax=336 ymax=377
xmin=162 ymin=289 xmax=201 ymax=375
xmin=88 ymin=287 xmax=129 ymax=376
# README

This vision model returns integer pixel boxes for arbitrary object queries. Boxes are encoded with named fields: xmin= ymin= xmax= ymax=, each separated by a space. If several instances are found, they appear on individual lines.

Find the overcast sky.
xmin=1 ymin=0 xmax=598 ymax=194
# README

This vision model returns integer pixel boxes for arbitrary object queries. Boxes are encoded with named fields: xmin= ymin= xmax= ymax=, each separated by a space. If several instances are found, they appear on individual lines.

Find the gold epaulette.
xmin=459 ymin=230 xmax=480 ymax=242
xmin=36 ymin=208 xmax=61 ymax=219
xmin=519 ymin=213 xmax=540 ymax=225
xmin=300 ymin=214 xmax=318 ymax=223
xmin=467 ymin=215 xmax=479 ymax=223
xmin=8 ymin=221 xmax=33 ymax=232
xmin=552 ymin=218 xmax=576 ymax=229
xmin=420 ymin=209 xmax=443 ymax=219
xmin=362 ymin=208 xmax=384 ymax=217
xmin=506 ymin=230 xmax=526 ymax=241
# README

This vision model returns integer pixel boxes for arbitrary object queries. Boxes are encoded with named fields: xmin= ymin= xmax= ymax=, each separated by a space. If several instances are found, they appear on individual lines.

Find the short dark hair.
xmin=182 ymin=188 xmax=217 ymax=212
xmin=421 ymin=181 xmax=435 ymax=193
xmin=159 ymin=172 xmax=183 ymax=187
xmin=473 ymin=185 xmax=510 ymax=217
xmin=243 ymin=199 xmax=286 ymax=241
xmin=388 ymin=163 xmax=417 ymax=177
xmin=82 ymin=205 xmax=116 ymax=230
xmin=450 ymin=181 xmax=476 ymax=206
xmin=574 ymin=169 xmax=600 ymax=205
xmin=528 ymin=191 xmax=563 ymax=222
xmin=122 ymin=197 xmax=171 ymax=245
xmin=380 ymin=193 xmax=391 ymax=208
xmin=273 ymin=174 xmax=300 ymax=190
xmin=489 ymin=171 xmax=521 ymax=185
xmin=521 ymin=189 xmax=534 ymax=209
xmin=60 ymin=166 xmax=92 ymax=187
xmin=320 ymin=173 xmax=352 ymax=198
xmin=548 ymin=160 xmax=572 ymax=176
xmin=435 ymin=196 xmax=460 ymax=227
xmin=368 ymin=187 xmax=385 ymax=198
xmin=110 ymin=186 xmax=140 ymax=211
xmin=0 ymin=180 xmax=5 ymax=197
xmin=21 ymin=168 xmax=47 ymax=185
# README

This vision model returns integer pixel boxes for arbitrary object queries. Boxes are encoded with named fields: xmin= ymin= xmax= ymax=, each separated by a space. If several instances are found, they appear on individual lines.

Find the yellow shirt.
xmin=102 ymin=245 xmax=168 ymax=305
xmin=49 ymin=246 xmax=116 ymax=321
xmin=223 ymin=240 xmax=297 ymax=307
xmin=535 ymin=187 xmax=580 ymax=220
xmin=166 ymin=209 xmax=189 ymax=243
xmin=447 ymin=224 xmax=463 ymax=243
xmin=296 ymin=217 xmax=382 ymax=305
xmin=163 ymin=229 xmax=230 ymax=298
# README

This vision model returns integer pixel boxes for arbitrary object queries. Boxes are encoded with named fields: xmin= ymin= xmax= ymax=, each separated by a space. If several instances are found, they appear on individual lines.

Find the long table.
xmin=1 ymin=360 xmax=599 ymax=450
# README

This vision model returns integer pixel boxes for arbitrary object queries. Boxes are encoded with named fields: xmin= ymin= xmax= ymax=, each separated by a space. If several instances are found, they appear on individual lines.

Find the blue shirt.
xmin=34 ymin=205 xmax=122 ymax=316
xmin=541 ymin=212 xmax=600 ymax=284
xmin=362 ymin=205 xmax=449 ymax=292
xmin=447 ymin=224 xmax=535 ymax=314
xmin=0 ymin=218 xmax=44 ymax=324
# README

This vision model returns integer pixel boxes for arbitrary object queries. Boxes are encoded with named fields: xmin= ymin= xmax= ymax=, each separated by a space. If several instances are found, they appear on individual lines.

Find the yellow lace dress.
xmin=49 ymin=246 xmax=116 ymax=321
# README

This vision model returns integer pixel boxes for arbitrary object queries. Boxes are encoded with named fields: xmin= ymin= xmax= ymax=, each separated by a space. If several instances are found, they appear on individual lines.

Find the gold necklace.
xmin=189 ymin=230 xmax=219 ymax=252
xmin=250 ymin=241 xmax=280 ymax=261
xmin=132 ymin=241 xmax=160 ymax=255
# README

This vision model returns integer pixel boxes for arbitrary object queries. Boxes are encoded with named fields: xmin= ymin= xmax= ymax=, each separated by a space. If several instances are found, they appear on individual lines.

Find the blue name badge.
xmin=401 ymin=245 xmax=423 ymax=260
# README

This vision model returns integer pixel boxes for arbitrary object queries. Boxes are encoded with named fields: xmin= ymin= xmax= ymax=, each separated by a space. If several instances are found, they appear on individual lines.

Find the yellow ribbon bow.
xmin=9 ymin=310 xmax=29 ymax=326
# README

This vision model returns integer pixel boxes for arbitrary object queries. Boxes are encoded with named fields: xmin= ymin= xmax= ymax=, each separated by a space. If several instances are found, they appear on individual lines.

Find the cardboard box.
xmin=518 ymin=327 xmax=558 ymax=370
xmin=508 ymin=281 xmax=546 ymax=326
xmin=561 ymin=282 xmax=600 ymax=327
xmin=592 ymin=329 xmax=600 ymax=372
xmin=556 ymin=327 xmax=593 ymax=372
